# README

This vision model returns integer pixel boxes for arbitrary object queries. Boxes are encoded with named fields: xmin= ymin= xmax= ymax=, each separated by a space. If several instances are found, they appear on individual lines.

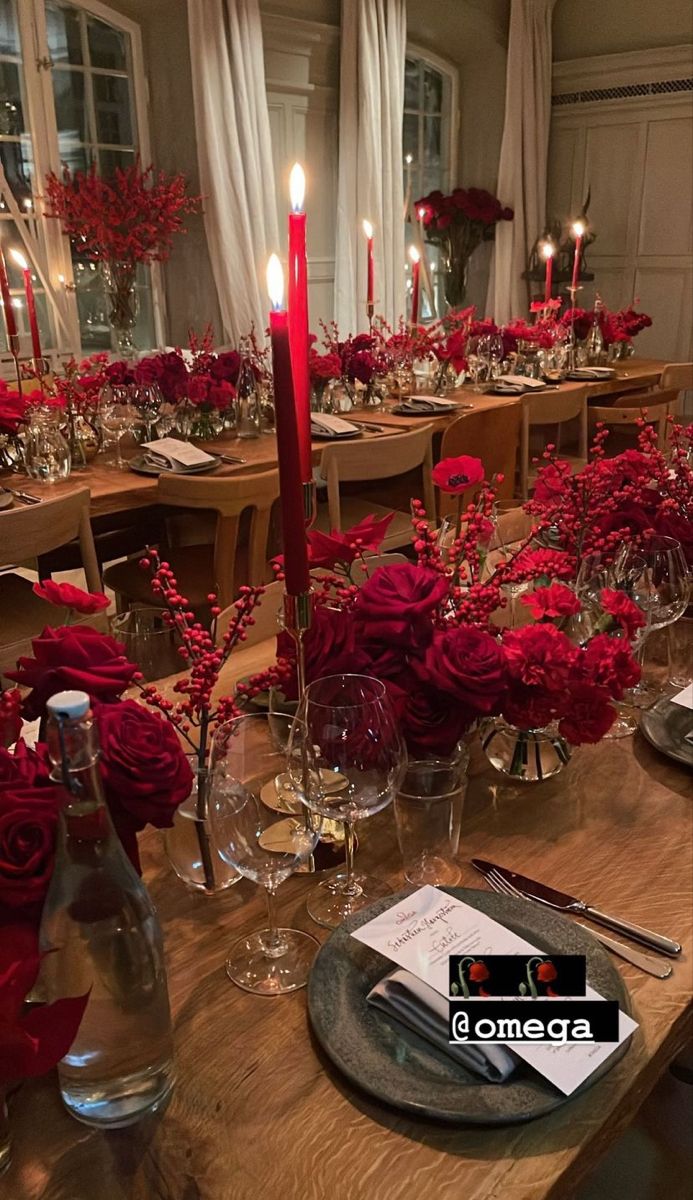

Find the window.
xmin=0 ymin=0 xmax=158 ymax=361
xmin=403 ymin=47 xmax=457 ymax=319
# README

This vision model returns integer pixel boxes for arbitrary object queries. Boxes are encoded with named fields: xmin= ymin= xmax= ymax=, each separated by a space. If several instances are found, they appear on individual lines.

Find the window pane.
xmin=88 ymin=16 xmax=126 ymax=71
xmin=94 ymin=74 xmax=132 ymax=145
xmin=0 ymin=61 xmax=24 ymax=133
xmin=423 ymin=67 xmax=443 ymax=114
xmin=53 ymin=69 xmax=87 ymax=140
xmin=424 ymin=114 xmax=441 ymax=164
xmin=0 ymin=139 xmax=33 ymax=204
xmin=404 ymin=58 xmax=419 ymax=110
xmin=403 ymin=112 xmax=418 ymax=164
xmin=45 ymin=2 xmax=83 ymax=65
xmin=0 ymin=0 xmax=19 ymax=56
xmin=57 ymin=137 xmax=89 ymax=174
xmin=98 ymin=147 xmax=134 ymax=176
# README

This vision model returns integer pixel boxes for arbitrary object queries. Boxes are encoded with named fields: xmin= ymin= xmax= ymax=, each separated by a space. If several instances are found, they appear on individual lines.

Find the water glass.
xmin=110 ymin=609 xmax=182 ymax=682
xmin=394 ymin=750 xmax=468 ymax=886
xmin=23 ymin=408 xmax=71 ymax=484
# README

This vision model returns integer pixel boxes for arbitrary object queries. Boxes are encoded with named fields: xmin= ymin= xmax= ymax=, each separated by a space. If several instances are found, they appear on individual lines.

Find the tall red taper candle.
xmin=11 ymin=249 xmax=41 ymax=360
xmin=409 ymin=245 xmax=421 ymax=325
xmin=267 ymin=254 xmax=310 ymax=597
xmin=570 ymin=221 xmax=584 ymax=295
xmin=363 ymin=219 xmax=374 ymax=307
xmin=0 ymin=244 xmax=18 ymax=346
xmin=541 ymin=241 xmax=554 ymax=304
xmin=287 ymin=164 xmax=312 ymax=484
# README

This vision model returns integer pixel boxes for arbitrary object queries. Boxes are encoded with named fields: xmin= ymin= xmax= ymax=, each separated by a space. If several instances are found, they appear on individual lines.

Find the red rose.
xmin=501 ymin=683 xmax=559 ymax=731
xmin=502 ymin=624 xmax=578 ymax=690
xmin=400 ymin=685 xmax=469 ymax=757
xmin=210 ymin=350 xmax=241 ymax=384
xmin=0 ymin=739 xmax=52 ymax=789
xmin=95 ymin=701 xmax=193 ymax=869
xmin=599 ymin=589 xmax=646 ymax=640
xmin=581 ymin=634 xmax=640 ymax=699
xmin=0 ymin=924 xmax=89 ymax=1082
xmin=8 ymin=626 xmax=137 ymax=721
xmin=593 ymin=502 xmax=653 ymax=542
xmin=522 ymin=584 xmax=582 ymax=621
xmin=417 ymin=627 xmax=506 ymax=715
xmin=0 ymin=783 xmax=68 ymax=913
xmin=558 ymin=683 xmax=615 ymax=745
xmin=354 ymin=564 xmax=448 ymax=650
xmin=1 ymin=687 xmax=23 ymax=749
xmin=432 ymin=455 xmax=485 ymax=494
xmin=32 ymin=580 xmax=110 ymax=615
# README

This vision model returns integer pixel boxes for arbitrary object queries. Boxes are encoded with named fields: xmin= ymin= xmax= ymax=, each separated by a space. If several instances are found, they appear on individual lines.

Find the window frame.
xmin=404 ymin=42 xmax=459 ymax=201
xmin=1 ymin=0 xmax=165 ymax=362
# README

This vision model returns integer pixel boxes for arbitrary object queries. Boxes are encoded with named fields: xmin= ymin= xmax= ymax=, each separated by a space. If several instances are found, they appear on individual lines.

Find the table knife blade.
xmin=471 ymin=858 xmax=681 ymax=957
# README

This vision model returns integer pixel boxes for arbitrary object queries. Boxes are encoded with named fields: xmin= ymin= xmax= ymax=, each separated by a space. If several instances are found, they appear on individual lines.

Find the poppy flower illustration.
xmin=536 ymin=960 xmax=559 ymax=995
xmin=432 ymin=455 xmax=485 ymax=494
xmin=451 ymin=956 xmax=490 ymax=998
xmin=468 ymin=960 xmax=491 ymax=996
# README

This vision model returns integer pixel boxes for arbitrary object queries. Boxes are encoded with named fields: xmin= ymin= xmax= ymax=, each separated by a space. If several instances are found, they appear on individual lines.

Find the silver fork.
xmin=483 ymin=868 xmax=672 ymax=979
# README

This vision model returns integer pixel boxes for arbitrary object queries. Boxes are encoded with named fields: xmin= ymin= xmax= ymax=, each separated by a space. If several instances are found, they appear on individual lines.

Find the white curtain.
xmin=334 ymin=0 xmax=406 ymax=333
xmin=188 ymin=0 xmax=279 ymax=344
xmin=486 ymin=0 xmax=557 ymax=324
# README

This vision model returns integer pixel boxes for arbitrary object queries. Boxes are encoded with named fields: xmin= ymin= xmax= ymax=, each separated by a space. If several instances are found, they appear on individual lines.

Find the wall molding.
xmin=552 ymin=43 xmax=693 ymax=98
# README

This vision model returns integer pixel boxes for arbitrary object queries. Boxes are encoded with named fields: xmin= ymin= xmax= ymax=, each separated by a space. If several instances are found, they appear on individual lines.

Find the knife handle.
xmin=584 ymin=907 xmax=681 ymax=957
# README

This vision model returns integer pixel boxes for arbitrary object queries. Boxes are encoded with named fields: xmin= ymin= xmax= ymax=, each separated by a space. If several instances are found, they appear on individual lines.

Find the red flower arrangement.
xmin=44 ymin=158 xmax=200 ymax=265
xmin=416 ymin=186 xmax=513 ymax=309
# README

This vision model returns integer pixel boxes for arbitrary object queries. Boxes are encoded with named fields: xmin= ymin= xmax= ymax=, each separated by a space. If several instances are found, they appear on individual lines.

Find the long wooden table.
xmin=0 ymin=359 xmax=667 ymax=520
xmin=6 ymin=631 xmax=692 ymax=1200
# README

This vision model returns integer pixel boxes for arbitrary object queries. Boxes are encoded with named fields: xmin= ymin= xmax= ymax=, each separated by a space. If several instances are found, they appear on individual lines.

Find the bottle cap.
xmin=46 ymin=690 xmax=90 ymax=720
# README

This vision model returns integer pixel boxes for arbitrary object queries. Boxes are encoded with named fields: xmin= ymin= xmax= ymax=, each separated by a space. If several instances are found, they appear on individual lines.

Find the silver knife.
xmin=574 ymin=923 xmax=672 ymax=979
xmin=471 ymin=858 xmax=682 ymax=957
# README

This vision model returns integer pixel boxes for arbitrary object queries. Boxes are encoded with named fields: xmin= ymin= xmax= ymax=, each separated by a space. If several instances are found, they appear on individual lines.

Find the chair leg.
xmin=114 ymin=592 xmax=130 ymax=615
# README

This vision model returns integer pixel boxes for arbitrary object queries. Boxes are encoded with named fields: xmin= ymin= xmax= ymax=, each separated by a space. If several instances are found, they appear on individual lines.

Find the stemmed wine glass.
xmin=98 ymin=385 xmax=137 ymax=470
xmin=133 ymin=383 xmax=164 ymax=441
xmin=293 ymin=674 xmax=406 ymax=929
xmin=625 ymin=535 xmax=690 ymax=707
xmin=209 ymin=712 xmax=321 ymax=994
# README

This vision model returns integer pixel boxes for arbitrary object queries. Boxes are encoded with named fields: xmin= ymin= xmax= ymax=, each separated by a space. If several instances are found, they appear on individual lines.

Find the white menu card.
xmin=353 ymin=886 xmax=638 ymax=1096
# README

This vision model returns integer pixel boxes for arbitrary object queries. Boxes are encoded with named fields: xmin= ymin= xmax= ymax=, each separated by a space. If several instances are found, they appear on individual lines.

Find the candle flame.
xmin=540 ymin=240 xmax=555 ymax=260
xmin=10 ymin=248 xmax=28 ymax=271
xmin=405 ymin=154 xmax=413 ymax=165
xmin=362 ymin=219 xmax=373 ymax=240
xmin=417 ymin=206 xmax=426 ymax=220
xmin=267 ymin=253 xmax=284 ymax=310
xmin=572 ymin=220 xmax=585 ymax=238
xmin=408 ymin=245 xmax=420 ymax=264
xmin=289 ymin=162 xmax=305 ymax=213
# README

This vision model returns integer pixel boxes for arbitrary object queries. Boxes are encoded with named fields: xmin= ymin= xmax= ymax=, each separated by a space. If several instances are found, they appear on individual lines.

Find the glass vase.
xmin=23 ymin=408 xmax=71 ymax=484
xmin=480 ymin=717 xmax=572 ymax=783
xmin=164 ymin=761 xmax=242 ymax=894
xmin=102 ymin=260 xmax=139 ymax=357
xmin=441 ymin=241 xmax=469 ymax=311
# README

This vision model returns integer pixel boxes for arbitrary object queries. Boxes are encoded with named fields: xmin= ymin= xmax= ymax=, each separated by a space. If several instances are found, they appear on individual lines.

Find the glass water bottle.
xmin=39 ymin=690 xmax=174 ymax=1128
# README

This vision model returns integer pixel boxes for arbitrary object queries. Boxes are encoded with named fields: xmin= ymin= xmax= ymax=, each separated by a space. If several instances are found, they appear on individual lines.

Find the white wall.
xmin=553 ymin=0 xmax=693 ymax=61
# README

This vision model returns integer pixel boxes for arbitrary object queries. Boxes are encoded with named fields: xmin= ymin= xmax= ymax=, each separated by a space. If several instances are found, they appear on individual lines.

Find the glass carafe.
xmin=24 ymin=407 xmax=71 ymax=483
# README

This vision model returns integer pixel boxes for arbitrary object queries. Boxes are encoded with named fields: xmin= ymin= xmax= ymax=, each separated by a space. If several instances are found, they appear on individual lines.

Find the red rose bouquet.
xmin=416 ymin=186 xmax=513 ymax=309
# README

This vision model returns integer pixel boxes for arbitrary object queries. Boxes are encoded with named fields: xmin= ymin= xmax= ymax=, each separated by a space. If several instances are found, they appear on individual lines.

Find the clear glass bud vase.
xmin=481 ymin=717 xmax=572 ymax=783
xmin=102 ymin=260 xmax=139 ymax=357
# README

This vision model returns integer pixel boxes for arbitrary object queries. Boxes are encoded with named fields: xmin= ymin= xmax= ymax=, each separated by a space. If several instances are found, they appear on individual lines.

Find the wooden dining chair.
xmin=521 ymin=387 xmax=589 ymax=499
xmin=437 ymin=401 xmax=522 ymax=517
xmin=314 ymin=424 xmax=436 ymax=549
xmin=103 ymin=468 xmax=281 ymax=613
xmin=589 ymin=387 xmax=680 ymax=451
xmin=659 ymin=362 xmax=693 ymax=394
xmin=0 ymin=487 xmax=102 ymax=681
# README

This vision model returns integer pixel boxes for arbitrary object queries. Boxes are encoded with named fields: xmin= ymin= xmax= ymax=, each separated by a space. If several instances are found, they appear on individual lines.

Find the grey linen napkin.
xmin=367 ymin=968 xmax=518 ymax=1083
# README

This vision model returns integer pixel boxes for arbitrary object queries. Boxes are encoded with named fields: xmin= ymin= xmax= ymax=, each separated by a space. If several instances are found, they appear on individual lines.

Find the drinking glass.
xmin=488 ymin=334 xmax=504 ymax=379
xmin=110 ymin=609 xmax=182 ymax=682
xmin=625 ymin=536 xmax=690 ymax=707
xmin=394 ymin=748 xmax=468 ymax=886
xmin=294 ymin=674 xmax=406 ymax=928
xmin=133 ymin=384 xmax=163 ymax=441
xmin=209 ymin=713 xmax=320 ymax=994
xmin=23 ymin=408 xmax=71 ymax=483
xmin=99 ymin=387 xmax=136 ymax=469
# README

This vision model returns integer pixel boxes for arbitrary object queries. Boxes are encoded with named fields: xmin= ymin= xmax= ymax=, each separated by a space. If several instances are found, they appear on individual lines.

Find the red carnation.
xmin=581 ymin=634 xmax=640 ymax=699
xmin=502 ymin=624 xmax=578 ymax=690
xmin=558 ymin=683 xmax=615 ymax=745
xmin=32 ymin=580 xmax=110 ymax=616
xmin=522 ymin=584 xmax=581 ymax=621
xmin=599 ymin=589 xmax=646 ymax=640
xmin=432 ymin=455 xmax=485 ymax=494
xmin=1 ymin=687 xmax=23 ymax=749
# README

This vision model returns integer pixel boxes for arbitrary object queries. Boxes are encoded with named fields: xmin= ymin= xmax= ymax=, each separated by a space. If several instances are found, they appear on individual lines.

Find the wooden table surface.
xmin=6 ymin=631 xmax=692 ymax=1200
xmin=0 ymin=359 xmax=666 ymax=520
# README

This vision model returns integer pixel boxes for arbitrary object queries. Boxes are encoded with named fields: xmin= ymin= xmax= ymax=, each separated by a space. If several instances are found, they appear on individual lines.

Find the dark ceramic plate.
xmin=639 ymin=696 xmax=693 ymax=768
xmin=308 ymin=888 xmax=633 ymax=1125
xmin=310 ymin=426 xmax=362 ymax=441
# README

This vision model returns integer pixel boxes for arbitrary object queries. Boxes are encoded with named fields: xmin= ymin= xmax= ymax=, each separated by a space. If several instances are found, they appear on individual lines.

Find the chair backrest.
xmin=660 ymin=362 xmax=693 ymax=392
xmin=217 ymin=578 xmax=285 ymax=650
xmin=438 ymin=402 xmax=522 ymax=515
xmin=520 ymin=386 xmax=589 ymax=498
xmin=0 ymin=486 xmax=100 ymax=589
xmin=319 ymin=425 xmax=435 ymax=531
xmin=157 ymin=468 xmax=281 ymax=609
xmin=590 ymin=387 xmax=679 ymax=449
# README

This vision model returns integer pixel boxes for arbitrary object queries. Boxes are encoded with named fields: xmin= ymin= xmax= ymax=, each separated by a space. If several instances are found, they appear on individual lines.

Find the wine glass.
xmin=99 ymin=386 xmax=136 ymax=469
xmin=488 ymin=500 xmax=535 ymax=627
xmin=625 ymin=536 xmax=690 ymax=707
xmin=209 ymin=712 xmax=320 ymax=994
xmin=133 ymin=383 xmax=163 ymax=441
xmin=488 ymin=334 xmax=504 ymax=379
xmin=293 ymin=674 xmax=406 ymax=929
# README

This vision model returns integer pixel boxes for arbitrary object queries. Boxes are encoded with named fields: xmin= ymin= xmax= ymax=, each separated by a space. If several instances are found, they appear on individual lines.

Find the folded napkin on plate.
xmin=567 ymin=367 xmax=615 ymax=380
xmin=142 ymin=437 xmax=216 ymax=471
xmin=396 ymin=397 xmax=460 ymax=414
xmin=311 ymin=412 xmax=360 ymax=436
xmin=367 ymin=968 xmax=518 ymax=1083
xmin=492 ymin=375 xmax=549 ymax=394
